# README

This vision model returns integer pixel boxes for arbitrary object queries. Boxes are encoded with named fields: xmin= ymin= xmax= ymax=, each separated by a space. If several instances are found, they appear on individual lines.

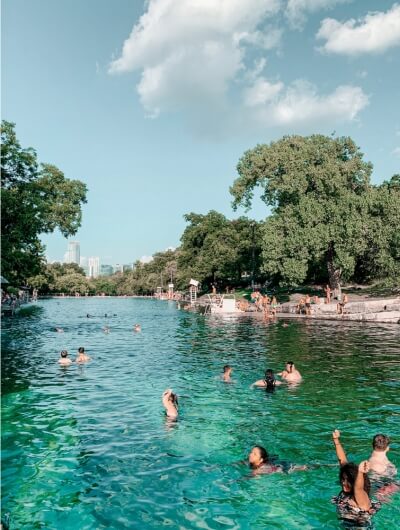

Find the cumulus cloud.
xmin=317 ymin=4 xmax=400 ymax=55
xmin=285 ymin=0 xmax=349 ymax=29
xmin=245 ymin=79 xmax=369 ymax=127
xmin=393 ymin=147 xmax=400 ymax=157
xmin=109 ymin=0 xmax=369 ymax=135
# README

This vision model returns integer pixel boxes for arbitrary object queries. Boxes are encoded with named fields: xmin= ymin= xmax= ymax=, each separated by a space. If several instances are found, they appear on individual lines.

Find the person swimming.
xmin=247 ymin=446 xmax=287 ymax=475
xmin=278 ymin=361 xmax=302 ymax=383
xmin=103 ymin=326 xmax=110 ymax=333
xmin=76 ymin=347 xmax=91 ymax=363
xmin=55 ymin=327 xmax=64 ymax=333
xmin=58 ymin=350 xmax=72 ymax=366
xmin=251 ymin=369 xmax=282 ymax=389
xmin=222 ymin=365 xmax=233 ymax=382
xmin=162 ymin=389 xmax=178 ymax=419
xmin=133 ymin=324 xmax=141 ymax=332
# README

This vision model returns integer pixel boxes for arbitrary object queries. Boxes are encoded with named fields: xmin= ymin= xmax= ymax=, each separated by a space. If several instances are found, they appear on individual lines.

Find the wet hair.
xmin=255 ymin=445 xmax=269 ymax=464
xmin=60 ymin=350 xmax=68 ymax=358
xmin=286 ymin=361 xmax=294 ymax=373
xmin=339 ymin=463 xmax=371 ymax=495
xmin=169 ymin=392 xmax=178 ymax=407
xmin=78 ymin=347 xmax=85 ymax=353
xmin=264 ymin=370 xmax=276 ymax=391
xmin=223 ymin=365 xmax=231 ymax=373
xmin=373 ymin=434 xmax=390 ymax=451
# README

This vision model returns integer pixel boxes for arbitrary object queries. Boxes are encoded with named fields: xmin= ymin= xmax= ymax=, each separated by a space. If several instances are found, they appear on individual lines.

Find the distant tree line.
xmin=2 ymin=122 xmax=399 ymax=295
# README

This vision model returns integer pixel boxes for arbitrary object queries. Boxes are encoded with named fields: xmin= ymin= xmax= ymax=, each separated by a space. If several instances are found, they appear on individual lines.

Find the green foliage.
xmin=1 ymin=121 xmax=87 ymax=284
xmin=178 ymin=211 xmax=263 ymax=288
xmin=231 ymin=134 xmax=399 ymax=288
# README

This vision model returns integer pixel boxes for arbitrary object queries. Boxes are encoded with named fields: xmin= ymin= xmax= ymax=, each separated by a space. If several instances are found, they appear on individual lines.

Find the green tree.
xmin=178 ymin=211 xmax=262 ymax=288
xmin=230 ymin=134 xmax=397 ymax=288
xmin=1 ymin=121 xmax=87 ymax=283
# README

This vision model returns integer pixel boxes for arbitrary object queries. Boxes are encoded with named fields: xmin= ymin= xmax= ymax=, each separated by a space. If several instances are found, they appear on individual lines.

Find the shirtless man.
xmin=222 ymin=365 xmax=233 ymax=383
xmin=332 ymin=430 xmax=397 ymax=477
xmin=162 ymin=389 xmax=178 ymax=419
xmin=278 ymin=361 xmax=302 ymax=383
xmin=58 ymin=350 xmax=72 ymax=366
xmin=76 ymin=347 xmax=91 ymax=363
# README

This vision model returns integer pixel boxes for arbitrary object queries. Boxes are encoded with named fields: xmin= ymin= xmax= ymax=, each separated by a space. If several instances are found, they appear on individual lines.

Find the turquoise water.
xmin=1 ymin=298 xmax=400 ymax=529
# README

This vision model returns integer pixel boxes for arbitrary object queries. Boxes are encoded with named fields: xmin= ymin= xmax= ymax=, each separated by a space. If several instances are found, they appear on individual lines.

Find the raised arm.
xmin=332 ymin=430 xmax=348 ymax=465
xmin=354 ymin=461 xmax=371 ymax=511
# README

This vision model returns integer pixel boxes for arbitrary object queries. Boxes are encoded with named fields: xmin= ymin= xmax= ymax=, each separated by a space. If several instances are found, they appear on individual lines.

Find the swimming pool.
xmin=1 ymin=298 xmax=399 ymax=529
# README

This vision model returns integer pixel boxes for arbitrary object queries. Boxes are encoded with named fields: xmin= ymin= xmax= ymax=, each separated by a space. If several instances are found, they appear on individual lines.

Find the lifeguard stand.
xmin=189 ymin=279 xmax=199 ymax=305
xmin=168 ymin=283 xmax=174 ymax=300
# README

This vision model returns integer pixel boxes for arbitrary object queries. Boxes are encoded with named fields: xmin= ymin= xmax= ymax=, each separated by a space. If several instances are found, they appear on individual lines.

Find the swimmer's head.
xmin=286 ymin=361 xmax=294 ymax=373
xmin=339 ymin=463 xmax=370 ymax=495
xmin=78 ymin=347 xmax=85 ymax=354
xmin=60 ymin=350 xmax=68 ymax=358
xmin=265 ymin=369 xmax=274 ymax=378
xmin=372 ymin=434 xmax=390 ymax=452
xmin=223 ymin=365 xmax=232 ymax=374
xmin=248 ymin=446 xmax=269 ymax=468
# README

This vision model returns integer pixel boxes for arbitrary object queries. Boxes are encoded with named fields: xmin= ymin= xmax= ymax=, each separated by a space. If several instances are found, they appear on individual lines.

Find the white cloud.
xmin=317 ymin=4 xmax=400 ymax=55
xmin=286 ymin=0 xmax=349 ymax=29
xmin=244 ymin=78 xmax=284 ymax=106
xmin=392 ymin=147 xmax=400 ymax=157
xmin=109 ymin=0 xmax=369 ymax=135
xmin=140 ymin=255 xmax=154 ymax=264
xmin=109 ymin=0 xmax=281 ymax=118
xmin=245 ymin=79 xmax=369 ymax=127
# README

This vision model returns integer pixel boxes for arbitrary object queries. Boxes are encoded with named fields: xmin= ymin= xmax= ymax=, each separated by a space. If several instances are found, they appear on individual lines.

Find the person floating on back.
xmin=222 ymin=365 xmax=233 ymax=383
xmin=76 ymin=347 xmax=91 ymax=363
xmin=162 ymin=389 xmax=178 ymax=419
xmin=251 ymin=369 xmax=282 ymax=390
xmin=58 ymin=350 xmax=72 ymax=366
xmin=278 ymin=361 xmax=302 ymax=383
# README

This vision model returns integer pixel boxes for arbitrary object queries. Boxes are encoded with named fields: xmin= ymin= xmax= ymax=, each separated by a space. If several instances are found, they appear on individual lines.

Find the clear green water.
xmin=1 ymin=298 xmax=400 ymax=529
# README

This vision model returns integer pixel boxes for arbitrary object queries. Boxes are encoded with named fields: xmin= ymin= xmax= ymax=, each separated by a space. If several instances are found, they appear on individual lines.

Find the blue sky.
xmin=2 ymin=0 xmax=400 ymax=265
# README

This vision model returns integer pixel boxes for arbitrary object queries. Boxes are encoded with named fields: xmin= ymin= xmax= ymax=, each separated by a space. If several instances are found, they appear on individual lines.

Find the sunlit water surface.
xmin=1 ymin=298 xmax=400 ymax=529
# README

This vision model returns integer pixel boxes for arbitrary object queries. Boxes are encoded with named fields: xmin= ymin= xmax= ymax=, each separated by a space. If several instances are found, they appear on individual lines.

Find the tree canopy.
xmin=231 ymin=135 xmax=400 ymax=288
xmin=1 ymin=121 xmax=87 ymax=283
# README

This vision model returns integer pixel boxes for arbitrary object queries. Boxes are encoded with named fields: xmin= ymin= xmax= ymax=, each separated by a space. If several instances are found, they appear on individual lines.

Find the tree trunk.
xmin=327 ymin=243 xmax=341 ymax=290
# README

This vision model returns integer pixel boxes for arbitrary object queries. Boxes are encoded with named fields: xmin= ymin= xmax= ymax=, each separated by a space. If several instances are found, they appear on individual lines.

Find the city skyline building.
xmin=88 ymin=257 xmax=101 ymax=278
xmin=64 ymin=241 xmax=80 ymax=264
xmin=100 ymin=264 xmax=114 ymax=276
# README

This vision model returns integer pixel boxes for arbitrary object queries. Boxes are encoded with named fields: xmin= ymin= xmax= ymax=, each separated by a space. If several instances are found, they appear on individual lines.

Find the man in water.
xmin=333 ymin=430 xmax=397 ymax=478
xmin=133 ymin=324 xmax=141 ymax=332
xmin=278 ymin=362 xmax=302 ymax=383
xmin=58 ymin=350 xmax=72 ymax=366
xmin=162 ymin=389 xmax=178 ymax=419
xmin=76 ymin=347 xmax=91 ymax=363
xmin=369 ymin=434 xmax=397 ymax=477
xmin=222 ymin=365 xmax=233 ymax=383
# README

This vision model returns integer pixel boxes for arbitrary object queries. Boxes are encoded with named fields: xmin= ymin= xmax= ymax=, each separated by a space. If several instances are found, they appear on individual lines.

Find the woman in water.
xmin=252 ymin=369 xmax=282 ymax=390
xmin=332 ymin=430 xmax=381 ymax=526
xmin=248 ymin=446 xmax=284 ymax=475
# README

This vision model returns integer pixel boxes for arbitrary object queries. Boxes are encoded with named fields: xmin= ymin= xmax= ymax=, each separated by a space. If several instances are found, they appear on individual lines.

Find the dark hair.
xmin=78 ymin=347 xmax=85 ymax=353
xmin=223 ymin=365 xmax=231 ymax=373
xmin=60 ymin=350 xmax=68 ymax=358
xmin=339 ymin=463 xmax=371 ymax=495
xmin=255 ymin=445 xmax=269 ymax=464
xmin=286 ymin=361 xmax=294 ymax=373
xmin=170 ymin=393 xmax=178 ymax=406
xmin=373 ymin=434 xmax=390 ymax=451
xmin=264 ymin=370 xmax=276 ymax=391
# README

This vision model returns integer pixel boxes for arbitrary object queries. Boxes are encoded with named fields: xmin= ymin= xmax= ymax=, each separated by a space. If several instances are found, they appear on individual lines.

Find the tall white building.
xmin=64 ymin=241 xmax=80 ymax=264
xmin=88 ymin=257 xmax=101 ymax=278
